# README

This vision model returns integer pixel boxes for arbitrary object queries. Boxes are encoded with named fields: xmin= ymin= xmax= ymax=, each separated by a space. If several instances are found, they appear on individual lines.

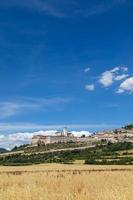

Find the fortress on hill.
xmin=32 ymin=128 xmax=77 ymax=146
xmin=31 ymin=124 xmax=133 ymax=146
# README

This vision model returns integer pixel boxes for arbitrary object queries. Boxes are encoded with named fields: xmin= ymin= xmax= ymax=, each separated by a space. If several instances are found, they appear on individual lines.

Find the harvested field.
xmin=0 ymin=164 xmax=133 ymax=200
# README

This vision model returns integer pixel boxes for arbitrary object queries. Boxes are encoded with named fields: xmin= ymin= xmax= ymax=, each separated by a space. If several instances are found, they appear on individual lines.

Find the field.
xmin=0 ymin=164 xmax=133 ymax=200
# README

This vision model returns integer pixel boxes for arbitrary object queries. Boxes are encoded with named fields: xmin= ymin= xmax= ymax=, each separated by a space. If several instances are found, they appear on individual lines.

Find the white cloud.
xmin=117 ymin=77 xmax=133 ymax=93
xmin=110 ymin=67 xmax=120 ymax=73
xmin=99 ymin=70 xmax=114 ymax=87
xmin=85 ymin=65 xmax=131 ymax=94
xmin=99 ymin=66 xmax=129 ymax=87
xmin=85 ymin=84 xmax=95 ymax=91
xmin=114 ymin=74 xmax=129 ymax=81
xmin=84 ymin=67 xmax=90 ymax=73
xmin=8 ymin=130 xmax=58 ymax=142
xmin=71 ymin=131 xmax=92 ymax=137
xmin=116 ymin=89 xmax=124 ymax=94
xmin=0 ymin=130 xmax=58 ymax=150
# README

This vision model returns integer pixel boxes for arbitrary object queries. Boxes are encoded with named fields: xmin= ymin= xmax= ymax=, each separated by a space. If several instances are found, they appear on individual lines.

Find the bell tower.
xmin=63 ymin=127 xmax=68 ymax=136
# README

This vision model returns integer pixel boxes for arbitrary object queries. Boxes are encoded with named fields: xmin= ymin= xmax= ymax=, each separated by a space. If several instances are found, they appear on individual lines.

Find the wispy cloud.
xmin=0 ymin=97 xmax=70 ymax=119
xmin=0 ymin=0 xmax=129 ymax=18
xmin=73 ymin=0 xmax=128 ymax=17
xmin=104 ymin=103 xmax=119 ymax=108
xmin=114 ymin=74 xmax=129 ymax=81
xmin=0 ymin=0 xmax=70 ymax=17
xmin=0 ymin=122 xmax=119 ymax=132
xmin=84 ymin=67 xmax=91 ymax=73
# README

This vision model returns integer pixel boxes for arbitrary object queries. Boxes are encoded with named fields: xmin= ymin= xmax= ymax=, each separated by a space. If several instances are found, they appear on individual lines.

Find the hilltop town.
xmin=0 ymin=124 xmax=133 ymax=166
xmin=31 ymin=124 xmax=133 ymax=146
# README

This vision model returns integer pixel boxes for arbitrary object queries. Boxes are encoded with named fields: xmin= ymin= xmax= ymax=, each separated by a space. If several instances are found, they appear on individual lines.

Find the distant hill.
xmin=0 ymin=148 xmax=8 ymax=153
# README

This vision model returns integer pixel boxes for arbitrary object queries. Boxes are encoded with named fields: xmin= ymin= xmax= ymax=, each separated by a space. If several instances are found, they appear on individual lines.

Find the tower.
xmin=63 ymin=127 xmax=68 ymax=136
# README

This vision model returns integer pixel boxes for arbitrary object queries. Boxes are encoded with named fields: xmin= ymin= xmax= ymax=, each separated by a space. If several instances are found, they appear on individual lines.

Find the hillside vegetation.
xmin=12 ymin=141 xmax=88 ymax=153
xmin=0 ymin=142 xmax=133 ymax=166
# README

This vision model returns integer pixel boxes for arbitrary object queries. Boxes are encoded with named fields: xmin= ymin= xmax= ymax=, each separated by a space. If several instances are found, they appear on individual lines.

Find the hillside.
xmin=0 ymin=142 xmax=133 ymax=166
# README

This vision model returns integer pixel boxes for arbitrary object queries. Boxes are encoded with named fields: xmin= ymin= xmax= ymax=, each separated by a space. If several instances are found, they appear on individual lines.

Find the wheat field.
xmin=0 ymin=164 xmax=133 ymax=200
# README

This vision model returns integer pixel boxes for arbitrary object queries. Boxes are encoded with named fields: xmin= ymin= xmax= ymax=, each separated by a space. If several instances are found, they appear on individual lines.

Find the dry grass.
xmin=0 ymin=164 xmax=133 ymax=200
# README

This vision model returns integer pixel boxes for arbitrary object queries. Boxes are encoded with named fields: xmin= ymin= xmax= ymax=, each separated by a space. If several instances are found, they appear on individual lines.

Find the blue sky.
xmin=0 ymin=0 xmax=133 ymax=145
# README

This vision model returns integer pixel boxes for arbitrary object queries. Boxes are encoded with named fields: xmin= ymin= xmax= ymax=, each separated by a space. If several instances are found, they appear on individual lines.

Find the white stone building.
xmin=31 ymin=128 xmax=77 ymax=145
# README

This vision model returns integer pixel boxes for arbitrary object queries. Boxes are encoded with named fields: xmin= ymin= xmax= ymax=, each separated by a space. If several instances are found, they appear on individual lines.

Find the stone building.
xmin=31 ymin=128 xmax=77 ymax=145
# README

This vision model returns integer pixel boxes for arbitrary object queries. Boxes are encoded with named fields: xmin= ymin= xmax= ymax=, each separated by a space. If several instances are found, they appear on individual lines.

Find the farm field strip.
xmin=0 ymin=164 xmax=133 ymax=200
xmin=0 ymin=163 xmax=133 ymax=171
xmin=0 ymin=168 xmax=133 ymax=175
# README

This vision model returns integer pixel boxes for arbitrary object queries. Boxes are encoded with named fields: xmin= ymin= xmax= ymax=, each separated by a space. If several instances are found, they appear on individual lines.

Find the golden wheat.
xmin=0 ymin=164 xmax=133 ymax=200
